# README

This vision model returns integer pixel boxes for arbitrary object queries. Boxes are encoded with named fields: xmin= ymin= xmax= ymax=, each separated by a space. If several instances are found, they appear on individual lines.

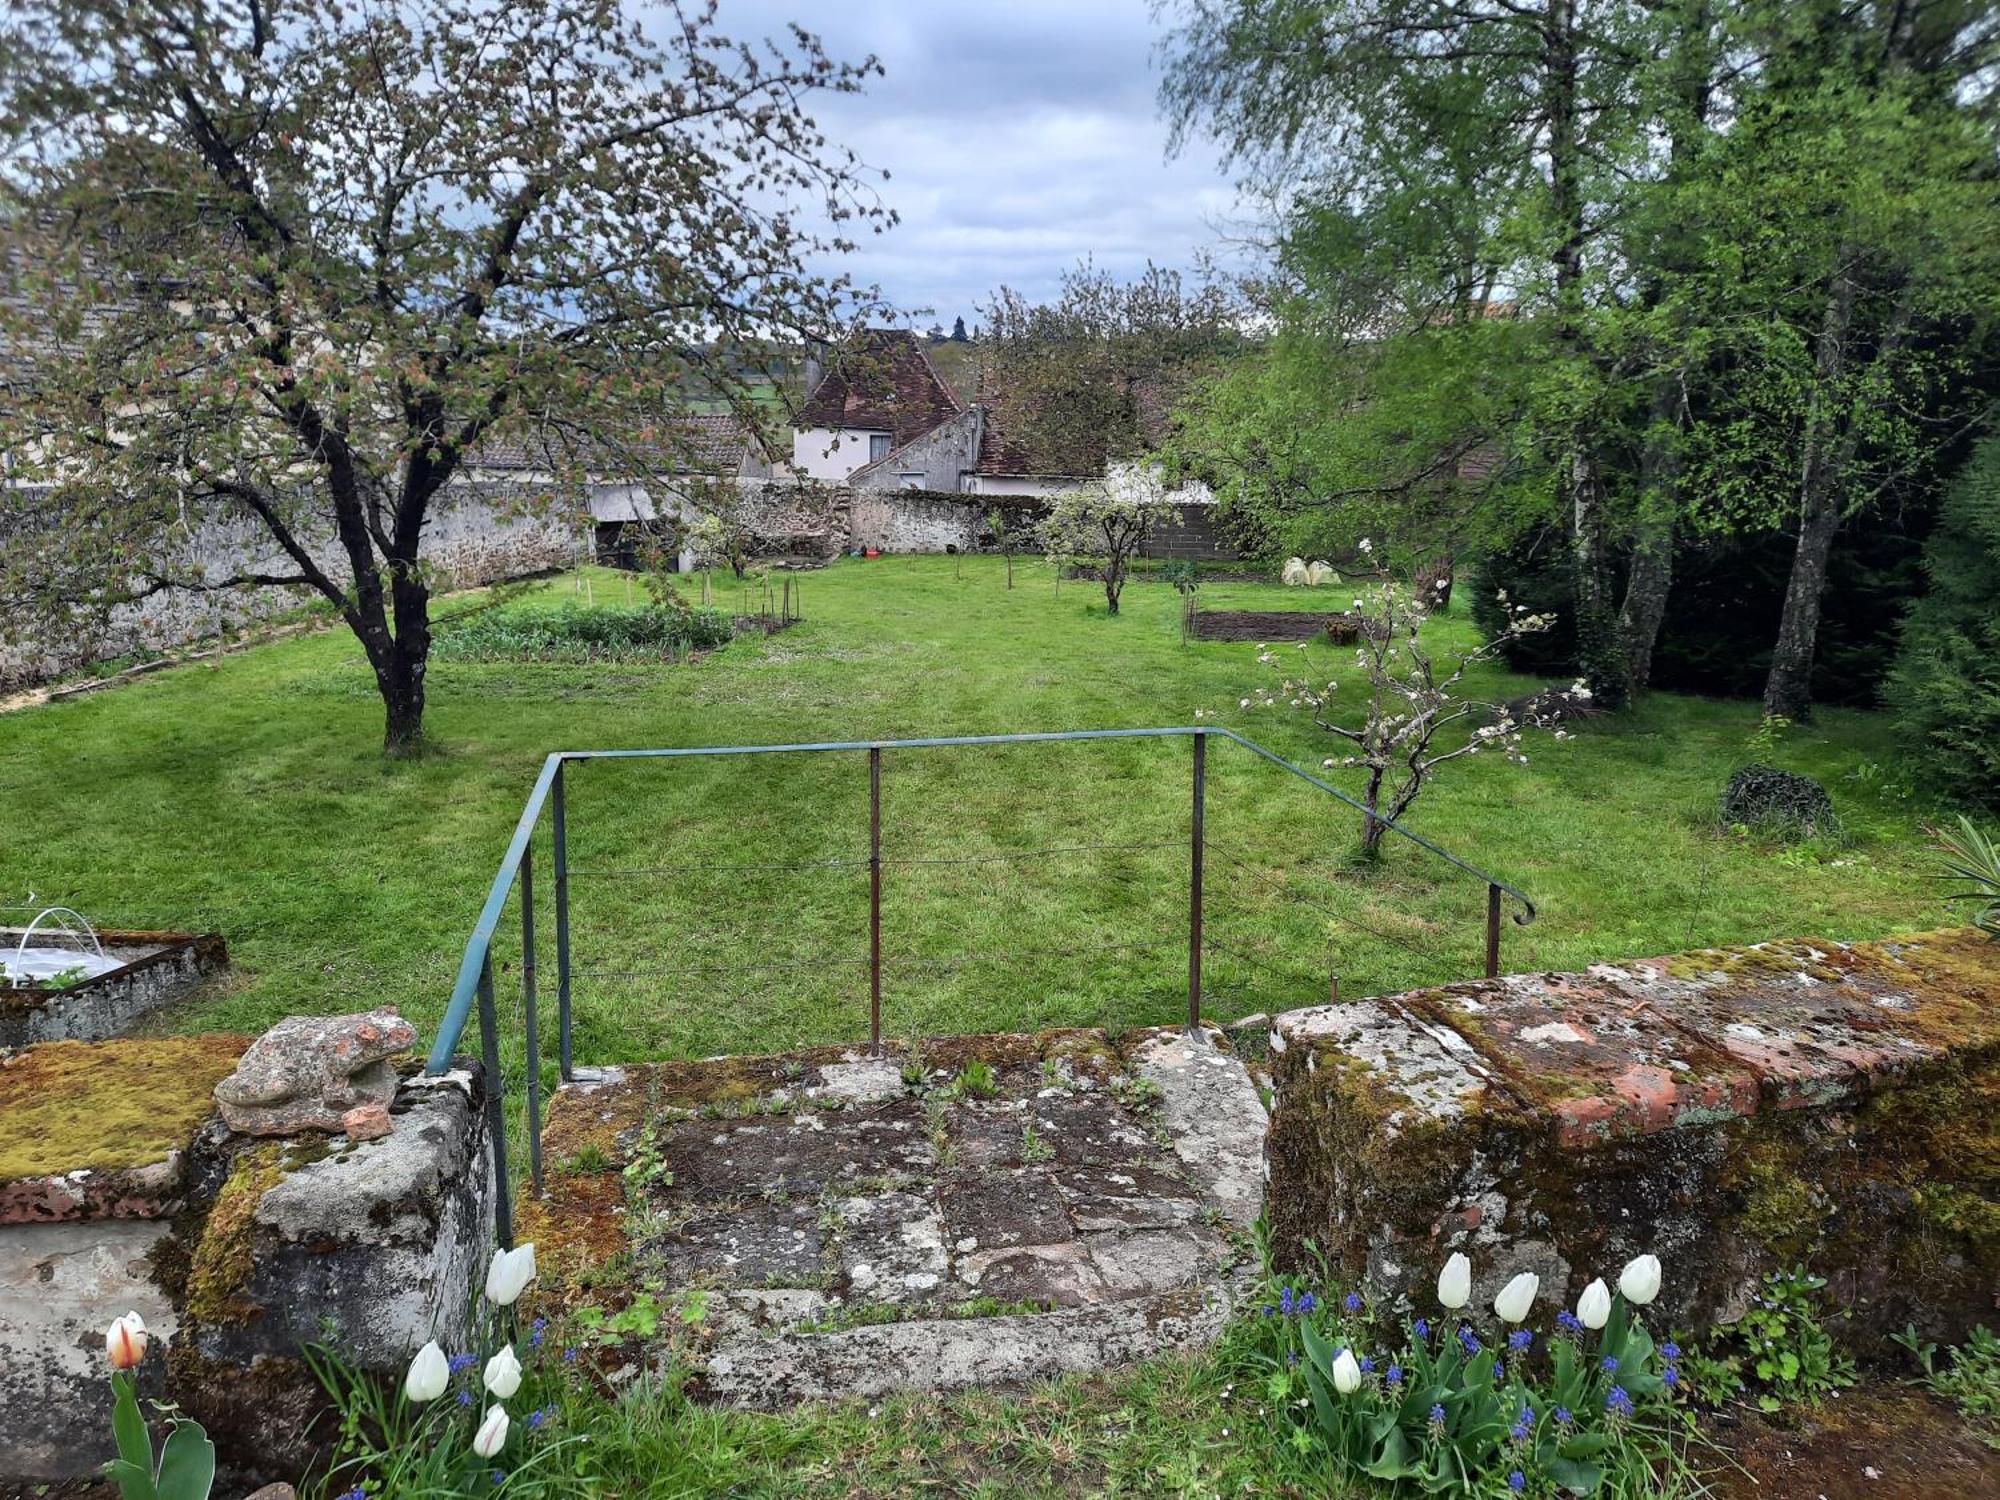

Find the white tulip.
xmin=105 ymin=1311 xmax=148 ymax=1371
xmin=472 ymin=1404 xmax=510 ymax=1458
xmin=1437 ymin=1252 xmax=1472 ymax=1310
xmin=403 ymin=1339 xmax=449 ymax=1403
xmin=1576 ymin=1279 xmax=1612 ymax=1331
xmin=484 ymin=1243 xmax=538 ymax=1306
xmin=1493 ymin=1271 xmax=1539 ymax=1324
xmin=483 ymin=1345 xmax=522 ymax=1400
xmin=1331 ymin=1348 xmax=1363 ymax=1395
xmin=1618 ymin=1254 xmax=1662 ymax=1306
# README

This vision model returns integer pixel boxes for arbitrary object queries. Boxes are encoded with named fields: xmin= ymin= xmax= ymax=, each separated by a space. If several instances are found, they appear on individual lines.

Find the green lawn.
xmin=0 ymin=555 xmax=1948 ymax=1065
xmin=0 ymin=554 xmax=1963 ymax=1496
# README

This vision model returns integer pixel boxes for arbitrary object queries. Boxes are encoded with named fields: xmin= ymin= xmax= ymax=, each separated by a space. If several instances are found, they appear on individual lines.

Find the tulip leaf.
xmin=1550 ymin=1455 xmax=1607 ymax=1495
xmin=108 ymin=1374 xmax=156 ymax=1500
xmin=1363 ymin=1423 xmax=1419 ymax=1480
xmin=155 ymin=1420 xmax=215 ymax=1500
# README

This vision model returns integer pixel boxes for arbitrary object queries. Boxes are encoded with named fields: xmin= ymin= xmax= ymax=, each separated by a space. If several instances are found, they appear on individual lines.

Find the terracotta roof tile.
xmin=796 ymin=329 xmax=964 ymax=447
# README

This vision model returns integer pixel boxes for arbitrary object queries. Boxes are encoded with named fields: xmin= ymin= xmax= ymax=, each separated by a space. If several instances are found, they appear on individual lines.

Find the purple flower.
xmin=1385 ymin=1364 xmax=1403 ymax=1386
xmin=1262 ymin=1304 xmax=1275 ymax=1317
xmin=1458 ymin=1326 xmax=1483 ymax=1354
xmin=1344 ymin=1291 xmax=1363 ymax=1312
xmin=1663 ymin=1364 xmax=1681 ymax=1387
xmin=1556 ymin=1309 xmax=1582 ymax=1334
xmin=563 ymin=1347 xmax=578 ymax=1363
xmin=1428 ymin=1403 xmax=1446 ymax=1424
xmin=1492 ymin=1360 xmax=1505 ymax=1380
xmin=1359 ymin=1355 xmax=1375 ymax=1373
xmin=1280 ymin=1287 xmax=1295 ymax=1315
xmin=1554 ymin=1406 xmax=1574 ymax=1427
xmin=457 ymin=1389 xmax=473 ymax=1408
xmin=448 ymin=1353 xmax=478 ymax=1373
xmin=490 ymin=1472 xmax=505 ymax=1487
xmin=1601 ymin=1355 xmax=1619 ymax=1373
xmin=1661 ymin=1341 xmax=1681 ymax=1360
xmin=1606 ymin=1385 xmax=1634 ymax=1417
xmin=1509 ymin=1472 xmax=1526 ymax=1492
xmin=530 ymin=1318 xmax=547 ymax=1348
xmin=337 ymin=1490 xmax=367 ymax=1500
xmin=1413 ymin=1318 xmax=1430 ymax=1339
xmin=528 ymin=1405 xmax=554 ymax=1428
xmin=1509 ymin=1328 xmax=1533 ymax=1351
xmin=1298 ymin=1291 xmax=1318 ymax=1314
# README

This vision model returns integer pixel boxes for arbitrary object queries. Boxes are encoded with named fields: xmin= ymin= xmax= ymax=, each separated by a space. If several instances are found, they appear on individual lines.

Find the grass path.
xmin=0 ymin=556 xmax=1948 ymax=1064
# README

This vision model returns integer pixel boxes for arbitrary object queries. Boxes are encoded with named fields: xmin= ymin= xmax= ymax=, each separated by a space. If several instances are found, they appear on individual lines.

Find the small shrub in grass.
xmin=433 ymin=603 xmax=732 ymax=663
xmin=1244 ymin=1228 xmax=1704 ymax=1495
xmin=1719 ymin=764 xmax=1841 ymax=843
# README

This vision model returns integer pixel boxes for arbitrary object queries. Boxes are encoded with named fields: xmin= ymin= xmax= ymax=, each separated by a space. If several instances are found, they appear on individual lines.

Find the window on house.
xmin=899 ymin=473 xmax=924 ymax=490
xmin=869 ymin=433 xmax=892 ymax=462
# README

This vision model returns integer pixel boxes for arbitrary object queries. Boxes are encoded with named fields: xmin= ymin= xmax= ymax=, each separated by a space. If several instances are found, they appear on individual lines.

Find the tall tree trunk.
xmin=1544 ymin=0 xmax=1627 ymax=708
xmin=1763 ymin=260 xmax=1862 ymax=721
xmin=1762 ymin=487 xmax=1841 ymax=721
xmin=1618 ymin=381 xmax=1684 ymax=693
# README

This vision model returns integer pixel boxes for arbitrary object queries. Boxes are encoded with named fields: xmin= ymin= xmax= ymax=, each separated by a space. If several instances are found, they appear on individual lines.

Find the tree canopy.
xmin=0 ymin=0 xmax=890 ymax=750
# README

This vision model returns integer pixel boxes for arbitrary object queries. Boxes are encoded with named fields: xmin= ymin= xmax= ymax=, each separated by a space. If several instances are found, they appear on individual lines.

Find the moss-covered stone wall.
xmin=1264 ymin=929 xmax=2000 ymax=1354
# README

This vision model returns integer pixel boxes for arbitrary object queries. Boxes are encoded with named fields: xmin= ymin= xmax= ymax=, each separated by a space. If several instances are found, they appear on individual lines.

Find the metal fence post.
xmin=521 ymin=845 xmax=542 ymax=1199
xmin=1188 ymin=730 xmax=1206 ymax=1033
xmin=477 ymin=954 xmax=514 ymax=1247
xmin=1485 ymin=882 xmax=1502 ymax=979
xmin=869 ymin=745 xmax=883 ymax=1050
xmin=553 ymin=762 xmax=573 ymax=1082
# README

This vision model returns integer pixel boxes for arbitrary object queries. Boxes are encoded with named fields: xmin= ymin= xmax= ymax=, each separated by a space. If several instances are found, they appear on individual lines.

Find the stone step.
xmin=526 ymin=1023 xmax=1269 ymax=1403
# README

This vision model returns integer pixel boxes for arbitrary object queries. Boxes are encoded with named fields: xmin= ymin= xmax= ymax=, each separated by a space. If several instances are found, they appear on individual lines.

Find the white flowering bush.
xmin=1039 ymin=466 xmax=1183 ymax=615
xmin=1248 ymin=1242 xmax=1697 ymax=1496
xmin=1238 ymin=556 xmax=1567 ymax=856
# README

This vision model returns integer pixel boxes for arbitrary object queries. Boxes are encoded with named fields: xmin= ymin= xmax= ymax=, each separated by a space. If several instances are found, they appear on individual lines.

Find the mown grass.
xmin=0 ymin=555 xmax=1950 ymax=1064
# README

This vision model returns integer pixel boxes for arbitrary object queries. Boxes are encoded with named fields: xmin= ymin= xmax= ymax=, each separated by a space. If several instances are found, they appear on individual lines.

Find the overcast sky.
xmin=683 ymin=1 xmax=1247 ymax=327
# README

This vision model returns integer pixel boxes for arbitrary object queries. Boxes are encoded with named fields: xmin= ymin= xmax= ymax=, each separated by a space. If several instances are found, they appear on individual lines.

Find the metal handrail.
xmin=424 ymin=727 xmax=1535 ymax=1244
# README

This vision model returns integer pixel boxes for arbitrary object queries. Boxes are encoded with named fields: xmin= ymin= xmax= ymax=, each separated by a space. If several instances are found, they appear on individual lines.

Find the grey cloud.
xmin=650 ymin=1 xmax=1244 ymax=321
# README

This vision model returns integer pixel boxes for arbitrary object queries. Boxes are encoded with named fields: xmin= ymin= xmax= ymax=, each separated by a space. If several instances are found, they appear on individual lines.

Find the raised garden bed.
xmin=0 ymin=929 xmax=227 ymax=1047
xmin=1190 ymin=608 xmax=1384 ymax=643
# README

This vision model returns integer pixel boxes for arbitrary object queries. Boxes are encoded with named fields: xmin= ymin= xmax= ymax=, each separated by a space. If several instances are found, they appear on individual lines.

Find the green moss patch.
xmin=184 ymin=1142 xmax=291 ymax=1325
xmin=0 ymin=1035 xmax=249 ymax=1179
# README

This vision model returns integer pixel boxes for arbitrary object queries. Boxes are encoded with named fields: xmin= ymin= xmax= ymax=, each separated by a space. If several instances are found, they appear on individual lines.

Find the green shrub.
xmin=1684 ymin=1268 xmax=1855 ymax=1414
xmin=1719 ymin=765 xmax=1840 ymax=843
xmin=433 ymin=603 xmax=732 ymax=664
xmin=1886 ymin=428 xmax=2000 ymax=812
xmin=1896 ymin=1324 xmax=2000 ymax=1447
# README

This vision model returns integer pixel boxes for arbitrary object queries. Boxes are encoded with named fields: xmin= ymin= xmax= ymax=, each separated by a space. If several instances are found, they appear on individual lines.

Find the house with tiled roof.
xmin=790 ymin=329 xmax=969 ymax=482
xmin=792 ymin=329 xmax=1104 ymax=499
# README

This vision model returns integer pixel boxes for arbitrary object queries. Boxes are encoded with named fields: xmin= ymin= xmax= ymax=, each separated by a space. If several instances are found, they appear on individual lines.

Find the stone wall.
xmin=0 ymin=480 xmax=582 ymax=693
xmin=849 ymin=489 xmax=1045 ymax=554
xmin=1262 ymin=929 xmax=2000 ymax=1355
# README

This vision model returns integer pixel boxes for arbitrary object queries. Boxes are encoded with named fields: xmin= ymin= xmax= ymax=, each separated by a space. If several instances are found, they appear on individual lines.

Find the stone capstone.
xmin=1263 ymin=928 xmax=2000 ymax=1353
xmin=212 ymin=1009 xmax=416 ymax=1137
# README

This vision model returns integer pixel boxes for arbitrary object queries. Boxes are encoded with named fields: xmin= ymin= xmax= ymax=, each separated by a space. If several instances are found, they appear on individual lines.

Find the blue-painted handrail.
xmin=424 ymin=726 xmax=1533 ymax=1077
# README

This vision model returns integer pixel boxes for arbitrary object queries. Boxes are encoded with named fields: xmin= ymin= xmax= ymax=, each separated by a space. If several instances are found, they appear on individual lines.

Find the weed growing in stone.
xmin=944 ymin=1059 xmax=998 ymax=1100
xmin=1895 ymin=1323 xmax=2000 ymax=1445
xmin=1687 ymin=1267 xmax=1855 ymax=1413
xmin=1021 ymin=1121 xmax=1054 ymax=1162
